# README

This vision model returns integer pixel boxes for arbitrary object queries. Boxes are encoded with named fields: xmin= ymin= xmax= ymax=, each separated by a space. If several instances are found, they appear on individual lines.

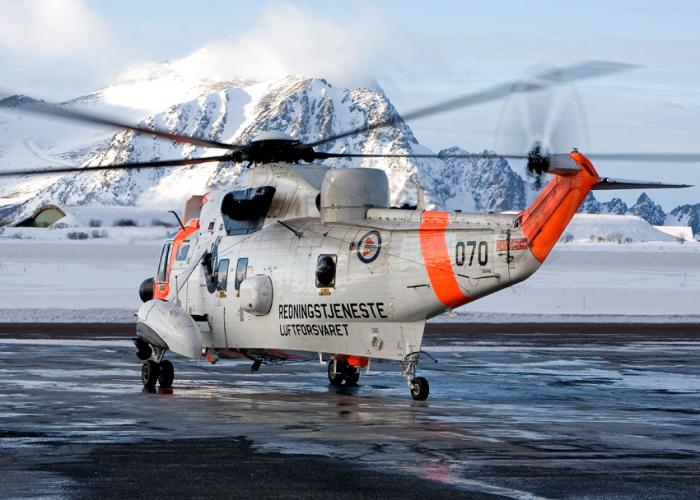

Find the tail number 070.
xmin=455 ymin=241 xmax=488 ymax=266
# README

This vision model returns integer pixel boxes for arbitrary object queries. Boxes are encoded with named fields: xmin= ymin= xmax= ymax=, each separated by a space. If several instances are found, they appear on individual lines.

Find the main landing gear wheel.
xmin=328 ymin=359 xmax=346 ymax=386
xmin=345 ymin=364 xmax=360 ymax=386
xmin=410 ymin=377 xmax=430 ymax=401
xmin=141 ymin=360 xmax=159 ymax=390
xmin=328 ymin=359 xmax=361 ymax=386
xmin=158 ymin=359 xmax=174 ymax=389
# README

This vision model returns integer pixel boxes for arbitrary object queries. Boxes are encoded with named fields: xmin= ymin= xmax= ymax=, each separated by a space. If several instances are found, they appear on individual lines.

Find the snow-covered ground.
xmin=0 ymin=235 xmax=698 ymax=323
xmin=451 ymin=242 xmax=700 ymax=322
xmin=0 ymin=239 xmax=161 ymax=322
xmin=561 ymin=213 xmax=678 ymax=243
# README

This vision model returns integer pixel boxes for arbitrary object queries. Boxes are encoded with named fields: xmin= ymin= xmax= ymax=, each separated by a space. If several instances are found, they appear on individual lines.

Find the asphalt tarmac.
xmin=1 ymin=323 xmax=699 ymax=499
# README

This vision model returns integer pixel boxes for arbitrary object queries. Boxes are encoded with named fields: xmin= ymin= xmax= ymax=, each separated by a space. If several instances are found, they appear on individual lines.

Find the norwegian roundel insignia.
xmin=357 ymin=230 xmax=382 ymax=263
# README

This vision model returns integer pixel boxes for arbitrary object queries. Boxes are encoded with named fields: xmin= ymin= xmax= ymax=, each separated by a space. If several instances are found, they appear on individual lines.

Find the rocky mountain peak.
xmin=630 ymin=192 xmax=666 ymax=225
xmin=433 ymin=147 xmax=525 ymax=212
xmin=666 ymin=203 xmax=700 ymax=235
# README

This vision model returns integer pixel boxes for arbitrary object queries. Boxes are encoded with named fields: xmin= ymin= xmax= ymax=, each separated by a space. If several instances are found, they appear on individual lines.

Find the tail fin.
xmin=519 ymin=152 xmax=600 ymax=262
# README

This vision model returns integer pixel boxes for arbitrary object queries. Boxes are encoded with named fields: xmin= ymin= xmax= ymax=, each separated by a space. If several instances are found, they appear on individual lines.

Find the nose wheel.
xmin=141 ymin=359 xmax=175 ymax=389
xmin=141 ymin=360 xmax=159 ymax=389
xmin=139 ymin=343 xmax=175 ymax=390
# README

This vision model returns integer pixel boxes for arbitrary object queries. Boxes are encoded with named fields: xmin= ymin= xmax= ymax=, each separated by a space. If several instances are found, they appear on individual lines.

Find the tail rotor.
xmin=495 ymin=68 xmax=590 ymax=189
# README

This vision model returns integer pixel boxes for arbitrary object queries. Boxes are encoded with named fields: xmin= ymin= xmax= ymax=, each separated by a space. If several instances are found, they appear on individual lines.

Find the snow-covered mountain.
xmin=578 ymin=191 xmax=694 ymax=235
xmin=665 ymin=203 xmax=700 ymax=236
xmin=432 ymin=146 xmax=525 ymax=212
xmin=0 ymin=70 xmax=479 ymax=218
xmin=630 ymin=193 xmax=666 ymax=226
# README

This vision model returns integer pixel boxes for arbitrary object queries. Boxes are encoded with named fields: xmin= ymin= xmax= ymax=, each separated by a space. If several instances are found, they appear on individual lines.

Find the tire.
xmin=410 ymin=377 xmax=429 ymax=401
xmin=141 ymin=360 xmax=159 ymax=389
xmin=345 ymin=365 xmax=360 ymax=386
xmin=327 ymin=360 xmax=346 ymax=386
xmin=158 ymin=359 xmax=174 ymax=389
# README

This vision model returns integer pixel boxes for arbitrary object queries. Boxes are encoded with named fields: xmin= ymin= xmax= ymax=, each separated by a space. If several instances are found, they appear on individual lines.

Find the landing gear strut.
xmin=402 ymin=354 xmax=430 ymax=401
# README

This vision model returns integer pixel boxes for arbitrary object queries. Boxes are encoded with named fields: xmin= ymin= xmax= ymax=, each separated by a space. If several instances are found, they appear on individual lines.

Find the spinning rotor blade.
xmin=587 ymin=153 xmax=700 ymax=162
xmin=307 ymin=60 xmax=637 ymax=149
xmin=0 ymin=155 xmax=234 ymax=177
xmin=3 ymin=98 xmax=242 ymax=150
xmin=317 ymin=152 xmax=527 ymax=160
xmin=322 ymin=150 xmax=700 ymax=163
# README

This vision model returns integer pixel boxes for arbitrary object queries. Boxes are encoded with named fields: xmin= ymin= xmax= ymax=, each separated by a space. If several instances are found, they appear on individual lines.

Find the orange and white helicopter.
xmin=3 ymin=61 xmax=695 ymax=400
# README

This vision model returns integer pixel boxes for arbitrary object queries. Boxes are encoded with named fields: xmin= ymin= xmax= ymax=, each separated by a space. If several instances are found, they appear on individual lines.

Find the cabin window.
xmin=175 ymin=243 xmax=190 ymax=261
xmin=156 ymin=242 xmax=172 ymax=283
xmin=316 ymin=254 xmax=337 ymax=288
xmin=216 ymin=259 xmax=230 ymax=291
xmin=234 ymin=258 xmax=248 ymax=291
xmin=221 ymin=186 xmax=276 ymax=236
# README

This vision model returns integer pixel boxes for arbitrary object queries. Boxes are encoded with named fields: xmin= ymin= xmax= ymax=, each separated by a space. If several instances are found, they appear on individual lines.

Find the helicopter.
xmin=2 ymin=61 xmax=696 ymax=400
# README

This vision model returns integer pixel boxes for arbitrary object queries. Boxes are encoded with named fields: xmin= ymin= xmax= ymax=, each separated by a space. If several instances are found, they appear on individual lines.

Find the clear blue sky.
xmin=1 ymin=0 xmax=699 ymax=209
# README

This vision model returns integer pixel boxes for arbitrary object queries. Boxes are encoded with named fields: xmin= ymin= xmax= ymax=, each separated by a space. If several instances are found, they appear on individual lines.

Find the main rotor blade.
xmin=307 ymin=60 xmax=638 ymax=149
xmin=317 ymin=152 xmax=528 ymax=160
xmin=0 ymin=155 xmax=234 ymax=177
xmin=3 ymin=97 xmax=242 ymax=150
xmin=587 ymin=153 xmax=700 ymax=162
xmin=319 ymin=150 xmax=700 ymax=164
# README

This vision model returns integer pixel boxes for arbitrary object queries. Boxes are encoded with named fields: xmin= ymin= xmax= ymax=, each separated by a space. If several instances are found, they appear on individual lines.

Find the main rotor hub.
xmin=526 ymin=143 xmax=550 ymax=176
xmin=243 ymin=131 xmax=314 ymax=164
xmin=250 ymin=131 xmax=295 ymax=143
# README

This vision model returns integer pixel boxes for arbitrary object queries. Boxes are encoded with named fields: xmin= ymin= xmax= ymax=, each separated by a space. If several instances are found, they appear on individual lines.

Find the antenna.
xmin=168 ymin=210 xmax=186 ymax=230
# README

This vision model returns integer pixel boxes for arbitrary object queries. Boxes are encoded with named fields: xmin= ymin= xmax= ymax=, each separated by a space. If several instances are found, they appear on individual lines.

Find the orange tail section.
xmin=519 ymin=152 xmax=601 ymax=262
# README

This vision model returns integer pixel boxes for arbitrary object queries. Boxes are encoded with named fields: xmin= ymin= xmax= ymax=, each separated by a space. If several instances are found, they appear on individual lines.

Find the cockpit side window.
xmin=220 ymin=186 xmax=276 ymax=236
xmin=216 ymin=259 xmax=230 ymax=291
xmin=156 ymin=242 xmax=172 ymax=283
xmin=234 ymin=258 xmax=248 ymax=291
xmin=175 ymin=243 xmax=190 ymax=261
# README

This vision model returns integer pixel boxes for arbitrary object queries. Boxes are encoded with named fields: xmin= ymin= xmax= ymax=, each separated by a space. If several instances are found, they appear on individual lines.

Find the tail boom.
xmin=519 ymin=152 xmax=600 ymax=262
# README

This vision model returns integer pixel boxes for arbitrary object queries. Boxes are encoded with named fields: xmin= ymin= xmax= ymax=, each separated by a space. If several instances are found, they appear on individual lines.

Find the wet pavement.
xmin=1 ymin=325 xmax=700 ymax=499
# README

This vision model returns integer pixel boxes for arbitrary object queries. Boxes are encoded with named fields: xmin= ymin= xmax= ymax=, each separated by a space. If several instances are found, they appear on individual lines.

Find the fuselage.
xmin=181 ymin=212 xmax=539 ymax=361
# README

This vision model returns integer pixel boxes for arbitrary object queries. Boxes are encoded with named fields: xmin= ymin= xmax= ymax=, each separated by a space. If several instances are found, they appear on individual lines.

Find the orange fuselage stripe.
xmin=419 ymin=211 xmax=470 ymax=309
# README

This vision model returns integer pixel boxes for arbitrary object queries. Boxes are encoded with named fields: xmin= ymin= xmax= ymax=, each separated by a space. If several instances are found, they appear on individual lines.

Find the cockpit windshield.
xmin=220 ymin=186 xmax=276 ymax=236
